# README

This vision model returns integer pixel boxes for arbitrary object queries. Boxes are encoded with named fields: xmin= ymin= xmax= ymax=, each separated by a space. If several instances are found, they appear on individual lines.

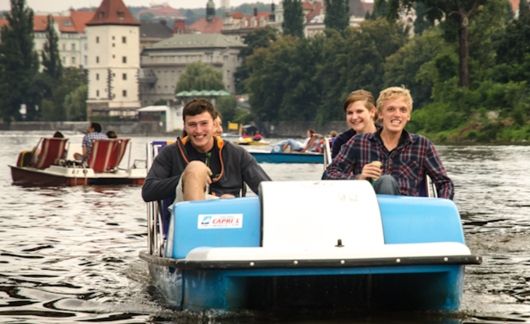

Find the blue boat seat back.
xmin=378 ymin=195 xmax=465 ymax=244
xmin=259 ymin=180 xmax=384 ymax=248
xmin=168 ymin=197 xmax=261 ymax=259
xmin=149 ymin=140 xmax=175 ymax=238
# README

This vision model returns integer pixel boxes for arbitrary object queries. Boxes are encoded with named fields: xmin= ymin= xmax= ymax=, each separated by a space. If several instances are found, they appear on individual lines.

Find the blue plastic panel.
xmin=378 ymin=195 xmax=465 ymax=244
xmin=170 ymin=197 xmax=261 ymax=259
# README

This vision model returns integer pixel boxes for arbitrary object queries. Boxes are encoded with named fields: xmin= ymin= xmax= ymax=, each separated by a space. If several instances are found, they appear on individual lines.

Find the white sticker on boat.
xmin=197 ymin=214 xmax=243 ymax=229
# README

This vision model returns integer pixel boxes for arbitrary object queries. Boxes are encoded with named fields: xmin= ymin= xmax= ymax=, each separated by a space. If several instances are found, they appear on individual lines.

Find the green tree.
xmin=216 ymin=95 xmax=238 ymax=124
xmin=235 ymin=27 xmax=278 ymax=93
xmin=388 ymin=0 xmax=487 ymax=88
xmin=370 ymin=0 xmax=389 ymax=19
xmin=175 ymin=62 xmax=225 ymax=93
xmin=384 ymin=28 xmax=454 ymax=108
xmin=520 ymin=0 xmax=529 ymax=17
xmin=0 ymin=0 xmax=39 ymax=123
xmin=64 ymin=84 xmax=88 ymax=121
xmin=316 ymin=19 xmax=405 ymax=122
xmin=282 ymin=0 xmax=304 ymax=37
xmin=324 ymin=0 xmax=350 ymax=32
xmin=41 ymin=15 xmax=62 ymax=81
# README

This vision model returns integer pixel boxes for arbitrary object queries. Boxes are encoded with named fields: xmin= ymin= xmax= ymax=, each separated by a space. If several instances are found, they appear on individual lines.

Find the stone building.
xmin=139 ymin=33 xmax=244 ymax=106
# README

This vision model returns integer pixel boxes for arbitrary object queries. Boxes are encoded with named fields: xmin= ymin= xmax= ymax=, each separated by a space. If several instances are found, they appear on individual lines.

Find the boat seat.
xmin=87 ymin=138 xmax=130 ymax=172
xmin=259 ymin=180 xmax=384 ymax=249
xmin=32 ymin=137 xmax=69 ymax=169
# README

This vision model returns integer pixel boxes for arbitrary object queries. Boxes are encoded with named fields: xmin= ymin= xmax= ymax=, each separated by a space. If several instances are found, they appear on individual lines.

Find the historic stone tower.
xmin=85 ymin=0 xmax=141 ymax=119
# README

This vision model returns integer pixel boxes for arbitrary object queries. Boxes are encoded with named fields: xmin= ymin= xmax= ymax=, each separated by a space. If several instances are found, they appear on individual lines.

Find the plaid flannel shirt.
xmin=322 ymin=129 xmax=454 ymax=199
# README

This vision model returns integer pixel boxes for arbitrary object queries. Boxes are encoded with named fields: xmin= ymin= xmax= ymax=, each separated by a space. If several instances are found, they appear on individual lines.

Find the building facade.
xmin=139 ymin=33 xmax=244 ymax=106
xmin=85 ymin=0 xmax=141 ymax=118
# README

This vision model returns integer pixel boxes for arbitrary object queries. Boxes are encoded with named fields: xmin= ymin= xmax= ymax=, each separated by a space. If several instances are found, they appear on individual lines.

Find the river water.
xmin=0 ymin=131 xmax=529 ymax=323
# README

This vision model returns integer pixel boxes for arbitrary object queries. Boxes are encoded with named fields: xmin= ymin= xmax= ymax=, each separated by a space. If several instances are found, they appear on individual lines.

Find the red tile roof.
xmin=138 ymin=4 xmax=182 ymax=18
xmin=0 ymin=18 xmax=7 ymax=28
xmin=33 ymin=15 xmax=48 ymax=32
xmin=87 ymin=0 xmax=139 ymax=26
xmin=70 ymin=10 xmax=95 ymax=32
xmin=33 ymin=11 xmax=95 ymax=33
xmin=189 ymin=16 xmax=224 ymax=34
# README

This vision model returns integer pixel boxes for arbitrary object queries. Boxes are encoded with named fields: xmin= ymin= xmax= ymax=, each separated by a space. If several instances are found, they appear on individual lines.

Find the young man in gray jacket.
xmin=142 ymin=99 xmax=271 ymax=203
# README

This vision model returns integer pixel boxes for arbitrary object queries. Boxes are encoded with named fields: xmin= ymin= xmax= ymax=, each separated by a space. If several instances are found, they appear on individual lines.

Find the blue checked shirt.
xmin=322 ymin=129 xmax=454 ymax=199
xmin=82 ymin=131 xmax=108 ymax=155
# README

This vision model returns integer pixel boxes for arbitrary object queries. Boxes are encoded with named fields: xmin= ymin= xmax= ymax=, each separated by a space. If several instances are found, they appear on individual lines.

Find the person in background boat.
xmin=142 ymin=98 xmax=271 ymax=203
xmin=53 ymin=131 xmax=64 ymax=138
xmin=322 ymin=86 xmax=454 ymax=199
xmin=73 ymin=122 xmax=108 ymax=161
xmin=331 ymin=89 xmax=378 ymax=159
xmin=328 ymin=130 xmax=338 ymax=148
xmin=214 ymin=114 xmax=223 ymax=137
xmin=252 ymin=132 xmax=263 ymax=142
xmin=303 ymin=129 xmax=324 ymax=153
xmin=271 ymin=129 xmax=324 ymax=153
xmin=106 ymin=130 xmax=117 ymax=138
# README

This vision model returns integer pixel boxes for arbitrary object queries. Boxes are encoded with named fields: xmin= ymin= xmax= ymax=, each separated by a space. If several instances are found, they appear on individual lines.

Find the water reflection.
xmin=0 ymin=132 xmax=529 ymax=322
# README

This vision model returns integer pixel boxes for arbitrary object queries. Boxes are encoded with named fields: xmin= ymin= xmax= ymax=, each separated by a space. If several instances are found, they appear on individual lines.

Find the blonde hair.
xmin=376 ymin=86 xmax=413 ymax=112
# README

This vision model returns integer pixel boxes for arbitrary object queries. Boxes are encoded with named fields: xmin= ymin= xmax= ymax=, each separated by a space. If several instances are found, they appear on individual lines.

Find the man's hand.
xmin=359 ymin=161 xmax=382 ymax=181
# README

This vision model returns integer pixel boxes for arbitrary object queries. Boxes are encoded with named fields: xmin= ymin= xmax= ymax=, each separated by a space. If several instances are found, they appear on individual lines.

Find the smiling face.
xmin=378 ymin=97 xmax=411 ymax=135
xmin=346 ymin=100 xmax=377 ymax=134
xmin=184 ymin=111 xmax=215 ymax=153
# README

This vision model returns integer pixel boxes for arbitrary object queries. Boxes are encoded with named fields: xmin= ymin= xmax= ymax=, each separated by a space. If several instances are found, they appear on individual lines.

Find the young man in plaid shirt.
xmin=322 ymin=86 xmax=454 ymax=199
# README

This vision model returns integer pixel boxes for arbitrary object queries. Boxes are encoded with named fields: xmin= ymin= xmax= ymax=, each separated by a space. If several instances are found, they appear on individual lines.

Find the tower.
xmin=206 ymin=0 xmax=216 ymax=22
xmin=85 ymin=0 xmax=141 ymax=119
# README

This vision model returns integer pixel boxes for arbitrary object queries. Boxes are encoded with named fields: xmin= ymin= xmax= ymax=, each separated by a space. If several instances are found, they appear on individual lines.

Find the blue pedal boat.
xmin=139 ymin=180 xmax=481 ymax=313
xmin=248 ymin=150 xmax=324 ymax=164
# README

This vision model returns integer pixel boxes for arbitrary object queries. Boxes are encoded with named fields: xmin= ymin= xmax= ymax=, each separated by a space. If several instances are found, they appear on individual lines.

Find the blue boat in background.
xmin=248 ymin=149 xmax=323 ymax=164
xmin=140 ymin=179 xmax=481 ymax=313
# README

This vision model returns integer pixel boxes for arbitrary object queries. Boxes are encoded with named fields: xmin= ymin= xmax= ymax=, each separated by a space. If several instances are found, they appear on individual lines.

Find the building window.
xmin=71 ymin=57 xmax=75 ymax=64
xmin=96 ymin=90 xmax=99 ymax=97
xmin=122 ymin=73 xmax=127 ymax=80
xmin=96 ymin=36 xmax=99 ymax=43
xmin=122 ymin=56 xmax=127 ymax=63
xmin=71 ymin=43 xmax=75 ymax=51
xmin=96 ymin=73 xmax=99 ymax=81
xmin=122 ymin=36 xmax=127 ymax=44
xmin=122 ymin=90 xmax=127 ymax=97
xmin=96 ymin=56 xmax=99 ymax=63
xmin=62 ymin=43 xmax=66 ymax=51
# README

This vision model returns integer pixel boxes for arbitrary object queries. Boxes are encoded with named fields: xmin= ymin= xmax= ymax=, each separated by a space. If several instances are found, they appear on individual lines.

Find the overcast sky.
xmin=0 ymin=1 xmax=278 ymax=13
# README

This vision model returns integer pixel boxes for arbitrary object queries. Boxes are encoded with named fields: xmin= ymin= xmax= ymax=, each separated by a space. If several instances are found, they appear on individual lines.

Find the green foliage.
xmin=235 ymin=27 xmax=278 ymax=93
xmin=216 ymin=95 xmax=238 ymax=124
xmin=282 ymin=0 xmax=304 ymax=37
xmin=324 ymin=0 xmax=350 ymax=32
xmin=413 ymin=2 xmax=434 ymax=34
xmin=41 ymin=15 xmax=62 ymax=80
xmin=243 ymin=19 xmax=404 ymax=125
xmin=0 ymin=0 xmax=39 ymax=123
xmin=384 ymin=28 xmax=456 ymax=108
xmin=63 ymin=84 xmax=88 ymax=121
xmin=175 ymin=62 xmax=225 ymax=93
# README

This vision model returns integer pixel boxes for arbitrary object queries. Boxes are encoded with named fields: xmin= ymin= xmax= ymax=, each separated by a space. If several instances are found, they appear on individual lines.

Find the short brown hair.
xmin=343 ymin=89 xmax=375 ymax=113
xmin=376 ymin=86 xmax=413 ymax=112
xmin=182 ymin=98 xmax=218 ymax=121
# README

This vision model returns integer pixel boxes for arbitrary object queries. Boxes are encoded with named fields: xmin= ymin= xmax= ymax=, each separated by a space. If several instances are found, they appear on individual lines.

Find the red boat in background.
xmin=9 ymin=137 xmax=146 ymax=186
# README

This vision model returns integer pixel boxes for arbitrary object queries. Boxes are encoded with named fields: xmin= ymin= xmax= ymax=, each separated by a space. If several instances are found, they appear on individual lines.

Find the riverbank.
xmin=2 ymin=121 xmax=529 ymax=144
